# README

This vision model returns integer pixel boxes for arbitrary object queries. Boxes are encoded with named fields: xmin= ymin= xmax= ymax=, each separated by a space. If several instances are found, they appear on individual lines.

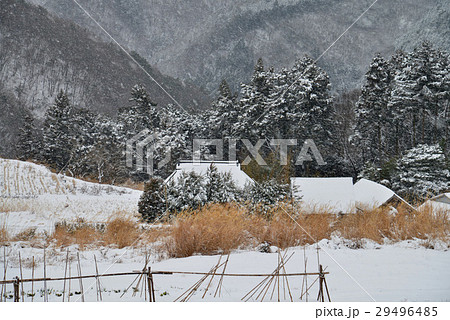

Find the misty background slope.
xmin=27 ymin=0 xmax=449 ymax=93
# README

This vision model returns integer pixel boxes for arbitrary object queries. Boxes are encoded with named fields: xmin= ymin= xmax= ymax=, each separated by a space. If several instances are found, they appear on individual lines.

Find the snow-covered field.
xmin=1 ymin=239 xmax=449 ymax=302
xmin=0 ymin=158 xmax=142 ymax=234
xmin=1 ymin=159 xmax=449 ymax=302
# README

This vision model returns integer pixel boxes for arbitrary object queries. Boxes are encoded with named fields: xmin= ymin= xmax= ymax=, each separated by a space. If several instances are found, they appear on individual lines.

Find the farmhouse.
xmin=419 ymin=193 xmax=450 ymax=212
xmin=290 ymin=177 xmax=412 ymax=214
xmin=164 ymin=160 xmax=254 ymax=188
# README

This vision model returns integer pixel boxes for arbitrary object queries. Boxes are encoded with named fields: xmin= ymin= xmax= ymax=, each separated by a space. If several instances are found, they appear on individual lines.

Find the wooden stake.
xmin=1 ymin=247 xmax=7 ymax=302
xmin=146 ymin=267 xmax=155 ymax=302
xmin=150 ymin=269 xmax=155 ymax=302
xmin=68 ymin=262 xmax=71 ymax=302
xmin=324 ymin=274 xmax=331 ymax=302
xmin=19 ymin=252 xmax=24 ymax=301
xmin=62 ymin=249 xmax=69 ymax=302
xmin=94 ymin=255 xmax=102 ymax=302
xmin=43 ymin=248 xmax=47 ymax=302
xmin=214 ymin=252 xmax=230 ymax=298
xmin=13 ymin=276 xmax=20 ymax=302
xmin=31 ymin=256 xmax=35 ymax=302
xmin=279 ymin=251 xmax=293 ymax=302
xmin=77 ymin=252 xmax=85 ymax=302
xmin=202 ymin=255 xmax=222 ymax=299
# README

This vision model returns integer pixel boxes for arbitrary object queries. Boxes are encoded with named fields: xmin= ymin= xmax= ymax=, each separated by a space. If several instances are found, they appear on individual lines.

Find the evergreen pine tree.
xmin=353 ymin=53 xmax=392 ymax=164
xmin=41 ymin=90 xmax=74 ymax=170
xmin=205 ymin=164 xmax=238 ymax=203
xmin=207 ymin=79 xmax=239 ymax=139
xmin=16 ymin=113 xmax=38 ymax=161
xmin=391 ymin=144 xmax=449 ymax=199
xmin=138 ymin=177 xmax=166 ymax=222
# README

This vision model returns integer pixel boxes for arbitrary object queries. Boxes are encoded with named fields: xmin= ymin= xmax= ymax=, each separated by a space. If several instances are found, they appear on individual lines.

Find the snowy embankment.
xmin=0 ymin=158 xmax=142 ymax=234
xmin=1 ymin=239 xmax=449 ymax=302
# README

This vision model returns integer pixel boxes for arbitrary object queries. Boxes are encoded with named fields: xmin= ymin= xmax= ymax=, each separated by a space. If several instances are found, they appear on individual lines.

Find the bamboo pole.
xmin=94 ymin=255 xmax=102 ymax=302
xmin=62 ymin=249 xmax=69 ymax=302
xmin=174 ymin=261 xmax=226 ymax=302
xmin=68 ymin=263 xmax=71 ymax=302
xmin=146 ymin=267 xmax=156 ymax=302
xmin=245 ymin=252 xmax=294 ymax=302
xmin=149 ymin=267 xmax=155 ymax=302
xmin=77 ymin=252 xmax=85 ymax=302
xmin=43 ymin=248 xmax=47 ymax=302
xmin=202 ymin=255 xmax=222 ymax=299
xmin=0 ymin=269 xmax=327 ymax=285
xmin=1 ymin=247 xmax=7 ymax=302
xmin=324 ymin=274 xmax=331 ymax=302
xmin=122 ymin=253 xmax=149 ymax=299
xmin=19 ymin=252 xmax=24 ymax=302
xmin=280 ymin=251 xmax=293 ymax=302
xmin=13 ymin=277 xmax=19 ymax=302
xmin=214 ymin=252 xmax=230 ymax=298
xmin=31 ymin=256 xmax=35 ymax=302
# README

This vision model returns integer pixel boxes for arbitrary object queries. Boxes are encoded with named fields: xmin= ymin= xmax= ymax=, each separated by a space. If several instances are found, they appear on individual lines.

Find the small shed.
xmin=164 ymin=160 xmax=254 ymax=189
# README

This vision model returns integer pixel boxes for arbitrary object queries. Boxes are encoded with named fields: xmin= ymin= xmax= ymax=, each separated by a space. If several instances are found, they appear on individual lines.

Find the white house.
xmin=291 ymin=177 xmax=412 ymax=214
xmin=419 ymin=193 xmax=450 ymax=212
xmin=164 ymin=160 xmax=254 ymax=189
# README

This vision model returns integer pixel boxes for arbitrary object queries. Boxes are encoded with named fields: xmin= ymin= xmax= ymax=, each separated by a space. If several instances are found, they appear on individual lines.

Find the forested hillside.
xmin=27 ymin=0 xmax=448 ymax=93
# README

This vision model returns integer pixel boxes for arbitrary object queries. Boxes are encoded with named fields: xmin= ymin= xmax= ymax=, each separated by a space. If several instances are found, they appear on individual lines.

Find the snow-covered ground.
xmin=1 ymin=159 xmax=449 ymax=302
xmin=1 ymin=239 xmax=449 ymax=302
xmin=0 ymin=158 xmax=142 ymax=234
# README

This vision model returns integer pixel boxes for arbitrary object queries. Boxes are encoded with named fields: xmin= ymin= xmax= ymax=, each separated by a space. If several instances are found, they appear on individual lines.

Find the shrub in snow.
xmin=204 ymin=164 xmax=239 ymax=203
xmin=391 ymin=144 xmax=449 ymax=199
xmin=138 ymin=177 xmax=166 ymax=222
xmin=165 ymin=165 xmax=240 ymax=213
xmin=243 ymin=179 xmax=290 ymax=206
xmin=166 ymin=171 xmax=208 ymax=212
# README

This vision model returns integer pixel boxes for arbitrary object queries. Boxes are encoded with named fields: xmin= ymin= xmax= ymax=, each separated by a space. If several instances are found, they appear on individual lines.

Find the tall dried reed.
xmin=103 ymin=218 xmax=140 ymax=248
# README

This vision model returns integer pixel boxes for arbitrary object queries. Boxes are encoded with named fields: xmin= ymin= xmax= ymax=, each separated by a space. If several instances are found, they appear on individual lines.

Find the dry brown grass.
xmin=251 ymin=204 xmax=334 ymax=248
xmin=0 ymin=227 xmax=9 ymax=245
xmin=163 ymin=203 xmax=255 ymax=257
xmin=337 ymin=208 xmax=393 ymax=243
xmin=3 ymin=201 xmax=448 ymax=255
xmin=390 ymin=204 xmax=449 ymax=241
xmin=13 ymin=228 xmax=37 ymax=242
xmin=162 ymin=202 xmax=449 ymax=256
xmin=51 ymin=221 xmax=101 ymax=250
xmin=337 ymin=204 xmax=449 ymax=243
xmin=103 ymin=218 xmax=140 ymax=248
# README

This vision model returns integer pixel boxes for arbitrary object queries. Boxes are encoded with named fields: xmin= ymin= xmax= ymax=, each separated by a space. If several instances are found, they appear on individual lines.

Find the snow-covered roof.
xmin=430 ymin=193 xmax=450 ymax=204
xmin=165 ymin=160 xmax=254 ymax=189
xmin=354 ymin=178 xmax=396 ymax=207
xmin=291 ymin=177 xmax=355 ymax=213
xmin=291 ymin=177 xmax=411 ymax=213
xmin=420 ymin=200 xmax=450 ymax=212
xmin=419 ymin=193 xmax=450 ymax=212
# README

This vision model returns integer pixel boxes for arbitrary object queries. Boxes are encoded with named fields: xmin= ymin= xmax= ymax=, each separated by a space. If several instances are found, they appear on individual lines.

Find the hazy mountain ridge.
xmin=0 ymin=0 xmax=210 ymax=120
xmin=26 ymin=0 xmax=447 ymax=93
